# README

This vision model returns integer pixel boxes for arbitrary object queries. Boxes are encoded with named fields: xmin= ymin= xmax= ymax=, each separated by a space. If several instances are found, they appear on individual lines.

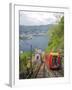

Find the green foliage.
xmin=19 ymin=51 xmax=32 ymax=72
xmin=45 ymin=16 xmax=64 ymax=53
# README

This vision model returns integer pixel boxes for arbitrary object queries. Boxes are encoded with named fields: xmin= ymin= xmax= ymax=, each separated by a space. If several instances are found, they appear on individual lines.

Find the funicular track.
xmin=26 ymin=62 xmax=64 ymax=79
xmin=26 ymin=63 xmax=43 ymax=79
xmin=20 ymin=62 xmax=64 ymax=79
xmin=44 ymin=63 xmax=64 ymax=77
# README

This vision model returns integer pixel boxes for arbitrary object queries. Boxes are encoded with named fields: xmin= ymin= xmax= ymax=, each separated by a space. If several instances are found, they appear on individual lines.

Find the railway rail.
xmin=20 ymin=60 xmax=64 ymax=79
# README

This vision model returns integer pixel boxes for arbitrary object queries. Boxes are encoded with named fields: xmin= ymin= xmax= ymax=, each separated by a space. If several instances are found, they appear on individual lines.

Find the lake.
xmin=19 ymin=35 xmax=48 ymax=52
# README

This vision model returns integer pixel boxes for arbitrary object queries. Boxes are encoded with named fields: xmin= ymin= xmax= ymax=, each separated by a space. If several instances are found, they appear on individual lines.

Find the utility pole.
xmin=30 ymin=45 xmax=33 ymax=73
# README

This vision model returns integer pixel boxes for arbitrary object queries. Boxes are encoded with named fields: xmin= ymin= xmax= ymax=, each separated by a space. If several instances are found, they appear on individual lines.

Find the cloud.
xmin=20 ymin=11 xmax=63 ymax=26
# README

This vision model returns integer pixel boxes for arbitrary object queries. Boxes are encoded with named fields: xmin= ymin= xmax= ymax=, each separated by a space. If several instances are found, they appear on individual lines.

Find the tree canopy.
xmin=45 ymin=16 xmax=64 ymax=53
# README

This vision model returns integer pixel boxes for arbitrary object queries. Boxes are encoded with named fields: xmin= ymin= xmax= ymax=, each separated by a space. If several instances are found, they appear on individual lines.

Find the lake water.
xmin=19 ymin=35 xmax=48 ymax=52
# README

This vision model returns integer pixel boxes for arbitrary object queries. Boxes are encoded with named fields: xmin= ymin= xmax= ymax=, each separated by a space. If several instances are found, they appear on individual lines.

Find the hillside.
xmin=45 ymin=16 xmax=64 ymax=53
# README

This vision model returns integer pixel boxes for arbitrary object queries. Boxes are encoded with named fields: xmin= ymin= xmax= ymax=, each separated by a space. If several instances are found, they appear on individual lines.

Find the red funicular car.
xmin=45 ymin=52 xmax=61 ymax=69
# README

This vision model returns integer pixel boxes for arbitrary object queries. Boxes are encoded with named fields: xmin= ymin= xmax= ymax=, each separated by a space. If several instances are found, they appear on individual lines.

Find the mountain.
xmin=19 ymin=24 xmax=53 ymax=35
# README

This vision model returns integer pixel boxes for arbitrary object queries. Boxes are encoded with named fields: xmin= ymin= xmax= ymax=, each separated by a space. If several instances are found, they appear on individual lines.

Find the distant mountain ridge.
xmin=19 ymin=24 xmax=53 ymax=35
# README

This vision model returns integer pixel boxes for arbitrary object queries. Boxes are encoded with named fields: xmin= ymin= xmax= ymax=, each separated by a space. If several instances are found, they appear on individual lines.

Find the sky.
xmin=20 ymin=11 xmax=64 ymax=26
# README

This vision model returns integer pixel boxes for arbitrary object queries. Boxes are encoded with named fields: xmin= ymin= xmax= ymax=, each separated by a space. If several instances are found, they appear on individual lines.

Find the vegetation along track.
xmin=26 ymin=63 xmax=43 ymax=78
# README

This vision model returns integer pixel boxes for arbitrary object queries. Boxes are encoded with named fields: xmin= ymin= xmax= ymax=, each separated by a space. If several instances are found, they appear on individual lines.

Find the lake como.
xmin=19 ymin=35 xmax=48 ymax=52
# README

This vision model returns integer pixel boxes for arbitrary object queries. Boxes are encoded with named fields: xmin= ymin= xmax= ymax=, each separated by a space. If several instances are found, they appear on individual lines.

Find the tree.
xmin=45 ymin=16 xmax=64 ymax=53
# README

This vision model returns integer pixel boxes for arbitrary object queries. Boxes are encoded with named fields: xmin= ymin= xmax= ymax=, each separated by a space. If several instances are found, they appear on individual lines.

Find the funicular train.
xmin=45 ymin=51 xmax=61 ymax=69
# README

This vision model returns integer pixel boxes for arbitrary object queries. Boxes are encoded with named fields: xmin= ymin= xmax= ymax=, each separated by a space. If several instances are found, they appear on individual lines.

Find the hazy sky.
xmin=20 ymin=11 xmax=64 ymax=26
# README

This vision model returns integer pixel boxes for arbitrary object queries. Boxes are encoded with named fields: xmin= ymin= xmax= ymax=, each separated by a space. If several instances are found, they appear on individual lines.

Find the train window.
xmin=52 ymin=56 xmax=58 ymax=65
